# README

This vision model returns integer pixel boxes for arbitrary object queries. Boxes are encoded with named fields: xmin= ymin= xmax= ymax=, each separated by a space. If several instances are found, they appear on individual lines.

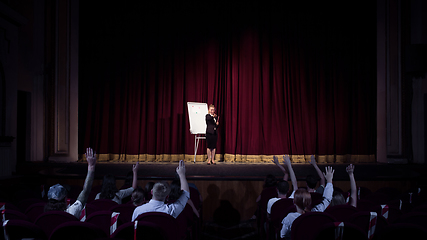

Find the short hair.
xmin=131 ymin=187 xmax=145 ymax=206
xmin=209 ymin=104 xmax=215 ymax=109
xmin=306 ymin=175 xmax=318 ymax=189
xmin=330 ymin=191 xmax=346 ymax=207
xmin=293 ymin=189 xmax=312 ymax=213
xmin=276 ymin=180 xmax=289 ymax=195
xmin=264 ymin=174 xmax=277 ymax=188
xmin=152 ymin=181 xmax=170 ymax=201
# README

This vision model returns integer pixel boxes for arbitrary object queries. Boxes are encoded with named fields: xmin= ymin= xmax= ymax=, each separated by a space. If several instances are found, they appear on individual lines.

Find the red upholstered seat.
xmin=325 ymin=204 xmax=359 ymax=222
xmin=135 ymin=212 xmax=179 ymax=240
xmin=50 ymin=221 xmax=107 ymax=240
xmin=111 ymin=221 xmax=166 ymax=240
xmin=290 ymin=212 xmax=336 ymax=240
xmin=34 ymin=210 xmax=79 ymax=237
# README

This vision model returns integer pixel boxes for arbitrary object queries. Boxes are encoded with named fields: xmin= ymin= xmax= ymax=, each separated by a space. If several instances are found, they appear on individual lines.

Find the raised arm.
xmin=310 ymin=155 xmax=325 ymax=187
xmin=77 ymin=147 xmax=97 ymax=205
xmin=272 ymin=156 xmax=289 ymax=181
xmin=283 ymin=155 xmax=298 ymax=191
xmin=176 ymin=160 xmax=189 ymax=193
xmin=346 ymin=164 xmax=357 ymax=207
xmin=132 ymin=162 xmax=139 ymax=189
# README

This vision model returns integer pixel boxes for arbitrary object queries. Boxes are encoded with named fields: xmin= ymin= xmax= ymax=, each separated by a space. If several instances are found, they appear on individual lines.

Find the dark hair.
xmin=124 ymin=171 xmax=133 ymax=187
xmin=131 ymin=187 xmax=145 ymax=206
xmin=99 ymin=174 xmax=118 ymax=200
xmin=145 ymin=181 xmax=155 ymax=201
xmin=276 ymin=180 xmax=290 ymax=195
xmin=306 ymin=175 xmax=318 ymax=189
xmin=294 ymin=189 xmax=312 ymax=214
xmin=264 ymin=174 xmax=277 ymax=188
xmin=168 ymin=179 xmax=183 ymax=202
xmin=44 ymin=198 xmax=67 ymax=212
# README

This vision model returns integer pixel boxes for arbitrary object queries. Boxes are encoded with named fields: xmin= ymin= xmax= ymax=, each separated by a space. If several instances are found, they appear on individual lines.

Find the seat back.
xmin=291 ymin=212 xmax=336 ymax=240
xmin=375 ymin=223 xmax=427 ymax=240
xmin=314 ymin=222 xmax=367 ymax=240
xmin=35 ymin=210 xmax=79 ymax=237
xmin=109 ymin=204 xmax=136 ymax=223
xmin=3 ymin=219 xmax=46 ymax=240
xmin=393 ymin=212 xmax=427 ymax=228
xmin=90 ymin=199 xmax=118 ymax=211
xmin=135 ymin=212 xmax=179 ymax=240
xmin=86 ymin=210 xmax=122 ymax=236
xmin=270 ymin=198 xmax=295 ymax=228
xmin=111 ymin=221 xmax=166 ymax=240
xmin=25 ymin=202 xmax=46 ymax=222
xmin=347 ymin=211 xmax=389 ymax=238
xmin=16 ymin=198 xmax=44 ymax=213
xmin=50 ymin=221 xmax=107 ymax=240
xmin=325 ymin=204 xmax=359 ymax=222
xmin=2 ymin=209 xmax=29 ymax=222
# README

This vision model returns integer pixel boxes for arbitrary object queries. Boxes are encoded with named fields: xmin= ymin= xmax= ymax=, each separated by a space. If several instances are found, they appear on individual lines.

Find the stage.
xmin=15 ymin=161 xmax=426 ymax=182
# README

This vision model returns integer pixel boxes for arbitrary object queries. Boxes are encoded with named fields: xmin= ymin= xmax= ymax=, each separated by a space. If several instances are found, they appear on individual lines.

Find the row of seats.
xmin=2 ymin=211 xmax=183 ymax=240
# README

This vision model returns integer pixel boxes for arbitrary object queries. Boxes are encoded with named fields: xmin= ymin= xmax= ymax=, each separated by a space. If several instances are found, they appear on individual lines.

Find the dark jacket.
xmin=205 ymin=114 xmax=218 ymax=134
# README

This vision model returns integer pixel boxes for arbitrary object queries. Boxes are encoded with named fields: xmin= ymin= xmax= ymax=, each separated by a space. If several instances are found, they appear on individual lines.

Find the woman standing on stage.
xmin=206 ymin=104 xmax=219 ymax=165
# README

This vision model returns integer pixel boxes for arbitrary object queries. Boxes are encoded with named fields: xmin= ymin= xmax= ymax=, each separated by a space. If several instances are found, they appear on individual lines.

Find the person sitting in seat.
xmin=280 ymin=166 xmax=335 ymax=240
xmin=131 ymin=160 xmax=189 ymax=221
xmin=95 ymin=162 xmax=139 ymax=204
xmin=131 ymin=187 xmax=146 ymax=206
xmin=306 ymin=155 xmax=326 ymax=194
xmin=266 ymin=155 xmax=297 ymax=216
xmin=44 ymin=147 xmax=96 ymax=218
xmin=330 ymin=164 xmax=357 ymax=208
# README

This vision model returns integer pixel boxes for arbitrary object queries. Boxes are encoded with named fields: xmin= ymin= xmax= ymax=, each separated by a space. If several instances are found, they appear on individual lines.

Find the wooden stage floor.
xmin=15 ymin=161 xmax=427 ymax=182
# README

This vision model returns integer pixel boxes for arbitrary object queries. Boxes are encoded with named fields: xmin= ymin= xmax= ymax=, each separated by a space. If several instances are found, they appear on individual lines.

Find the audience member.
xmin=131 ymin=160 xmax=189 ymax=221
xmin=44 ymin=147 xmax=96 ymax=218
xmin=144 ymin=181 xmax=155 ymax=201
xmin=280 ymin=166 xmax=335 ymax=239
xmin=266 ymin=155 xmax=297 ymax=215
xmin=95 ymin=162 xmax=139 ymax=204
xmin=330 ymin=164 xmax=357 ymax=207
xmin=169 ymin=178 xmax=200 ymax=218
xmin=131 ymin=187 xmax=146 ymax=206
xmin=306 ymin=155 xmax=326 ymax=194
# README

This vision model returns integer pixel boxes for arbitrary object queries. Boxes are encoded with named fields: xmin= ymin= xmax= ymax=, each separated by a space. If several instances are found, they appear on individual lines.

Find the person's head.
xmin=124 ymin=171 xmax=133 ymax=187
xmin=145 ymin=181 xmax=155 ymax=201
xmin=276 ymin=180 xmax=290 ymax=196
xmin=45 ymin=184 xmax=68 ymax=212
xmin=306 ymin=175 xmax=318 ymax=190
xmin=131 ymin=187 xmax=145 ymax=206
xmin=152 ymin=181 xmax=170 ymax=201
xmin=168 ymin=179 xmax=183 ymax=202
xmin=209 ymin=104 xmax=215 ymax=115
xmin=264 ymin=174 xmax=277 ymax=188
xmin=293 ymin=189 xmax=312 ymax=214
xmin=330 ymin=191 xmax=346 ymax=207
xmin=100 ymin=174 xmax=118 ymax=200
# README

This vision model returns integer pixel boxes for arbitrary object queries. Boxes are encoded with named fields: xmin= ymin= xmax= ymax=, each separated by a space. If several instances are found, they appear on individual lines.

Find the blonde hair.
xmin=152 ymin=181 xmax=170 ymax=201
xmin=209 ymin=104 xmax=215 ymax=109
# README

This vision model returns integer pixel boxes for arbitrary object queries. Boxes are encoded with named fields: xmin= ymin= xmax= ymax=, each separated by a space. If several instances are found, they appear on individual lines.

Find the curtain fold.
xmin=79 ymin=1 xmax=376 ymax=162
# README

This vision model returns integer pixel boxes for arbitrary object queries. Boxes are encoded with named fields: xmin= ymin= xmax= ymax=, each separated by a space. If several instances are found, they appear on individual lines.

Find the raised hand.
xmin=272 ymin=156 xmax=280 ymax=165
xmin=346 ymin=164 xmax=355 ymax=175
xmin=85 ymin=147 xmax=96 ymax=170
xmin=133 ymin=161 xmax=139 ymax=172
xmin=323 ymin=166 xmax=335 ymax=183
xmin=282 ymin=154 xmax=291 ymax=166
xmin=176 ymin=160 xmax=186 ymax=176
xmin=310 ymin=155 xmax=317 ymax=165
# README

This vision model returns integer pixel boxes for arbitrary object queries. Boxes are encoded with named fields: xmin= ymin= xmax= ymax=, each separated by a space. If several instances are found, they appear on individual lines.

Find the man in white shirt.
xmin=132 ymin=160 xmax=189 ymax=221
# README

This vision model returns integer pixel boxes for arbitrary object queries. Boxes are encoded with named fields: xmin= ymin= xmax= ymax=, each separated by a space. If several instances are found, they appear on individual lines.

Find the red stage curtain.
xmin=79 ymin=2 xmax=376 ymax=162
